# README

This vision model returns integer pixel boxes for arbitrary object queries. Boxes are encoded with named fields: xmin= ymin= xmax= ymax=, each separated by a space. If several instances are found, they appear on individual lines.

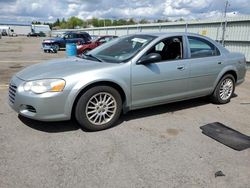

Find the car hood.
xmin=16 ymin=57 xmax=118 ymax=81
xmin=43 ymin=37 xmax=63 ymax=43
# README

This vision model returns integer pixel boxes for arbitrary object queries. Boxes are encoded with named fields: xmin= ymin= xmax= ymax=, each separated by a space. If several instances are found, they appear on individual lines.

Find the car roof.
xmin=98 ymin=35 xmax=116 ymax=37
xmin=133 ymin=32 xmax=228 ymax=53
xmin=65 ymin=31 xmax=89 ymax=35
xmin=132 ymin=32 xmax=219 ymax=44
xmin=133 ymin=32 xmax=203 ymax=38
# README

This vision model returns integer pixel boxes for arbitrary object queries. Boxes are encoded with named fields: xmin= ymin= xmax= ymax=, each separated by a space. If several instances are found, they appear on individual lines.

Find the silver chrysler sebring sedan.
xmin=9 ymin=32 xmax=247 ymax=131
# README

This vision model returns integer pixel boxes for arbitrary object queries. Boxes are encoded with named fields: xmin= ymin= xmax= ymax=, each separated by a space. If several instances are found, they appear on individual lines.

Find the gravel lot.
xmin=0 ymin=36 xmax=250 ymax=188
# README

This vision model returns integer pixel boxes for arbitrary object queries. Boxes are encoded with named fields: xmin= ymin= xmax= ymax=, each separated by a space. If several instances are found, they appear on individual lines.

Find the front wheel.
xmin=210 ymin=74 xmax=235 ymax=104
xmin=54 ymin=44 xmax=60 ymax=51
xmin=75 ymin=86 xmax=122 ymax=131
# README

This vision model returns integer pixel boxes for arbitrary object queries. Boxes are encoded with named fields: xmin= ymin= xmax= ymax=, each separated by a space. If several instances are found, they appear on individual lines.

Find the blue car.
xmin=42 ymin=31 xmax=91 ymax=51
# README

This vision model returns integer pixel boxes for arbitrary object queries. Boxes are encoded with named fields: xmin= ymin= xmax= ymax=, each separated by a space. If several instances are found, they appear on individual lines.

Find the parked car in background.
xmin=27 ymin=32 xmax=40 ymax=37
xmin=28 ymin=32 xmax=46 ymax=38
xmin=0 ymin=28 xmax=17 ymax=36
xmin=90 ymin=35 xmax=98 ymax=41
xmin=77 ymin=35 xmax=118 ymax=54
xmin=9 ymin=32 xmax=247 ymax=131
xmin=42 ymin=31 xmax=91 ymax=51
xmin=1 ymin=29 xmax=7 ymax=36
xmin=9 ymin=29 xmax=17 ymax=37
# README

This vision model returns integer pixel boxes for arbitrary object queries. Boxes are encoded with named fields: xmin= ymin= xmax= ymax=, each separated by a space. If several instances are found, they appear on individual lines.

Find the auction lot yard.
xmin=0 ymin=36 xmax=250 ymax=188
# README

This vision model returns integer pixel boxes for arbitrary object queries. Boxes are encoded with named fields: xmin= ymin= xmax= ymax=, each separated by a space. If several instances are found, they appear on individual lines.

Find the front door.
xmin=131 ymin=36 xmax=190 ymax=109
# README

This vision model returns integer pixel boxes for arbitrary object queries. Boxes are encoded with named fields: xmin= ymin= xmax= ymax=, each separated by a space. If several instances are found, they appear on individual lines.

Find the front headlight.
xmin=23 ymin=79 xmax=65 ymax=94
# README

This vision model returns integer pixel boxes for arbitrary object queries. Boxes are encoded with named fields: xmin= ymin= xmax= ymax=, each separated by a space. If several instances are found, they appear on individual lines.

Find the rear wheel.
xmin=211 ymin=74 xmax=235 ymax=104
xmin=75 ymin=86 xmax=122 ymax=131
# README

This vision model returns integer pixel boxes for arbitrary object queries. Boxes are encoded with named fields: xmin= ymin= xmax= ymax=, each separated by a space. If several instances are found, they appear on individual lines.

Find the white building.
xmin=32 ymin=24 xmax=51 ymax=36
xmin=0 ymin=22 xmax=31 ymax=35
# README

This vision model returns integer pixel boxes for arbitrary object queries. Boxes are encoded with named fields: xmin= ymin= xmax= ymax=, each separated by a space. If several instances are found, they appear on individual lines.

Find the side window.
xmin=66 ymin=34 xmax=71 ymax=39
xmin=145 ymin=36 xmax=183 ymax=62
xmin=85 ymin=34 xmax=91 ymax=41
xmin=73 ymin=33 xmax=78 ymax=38
xmin=68 ymin=33 xmax=74 ymax=38
xmin=98 ymin=37 xmax=107 ymax=43
xmin=188 ymin=36 xmax=220 ymax=58
xmin=81 ymin=34 xmax=88 ymax=39
xmin=64 ymin=34 xmax=69 ymax=39
xmin=99 ymin=37 xmax=112 ymax=43
xmin=155 ymin=42 xmax=164 ymax=51
xmin=105 ymin=37 xmax=112 ymax=42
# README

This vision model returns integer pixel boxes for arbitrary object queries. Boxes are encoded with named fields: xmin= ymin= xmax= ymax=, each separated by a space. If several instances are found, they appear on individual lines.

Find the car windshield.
xmin=91 ymin=35 xmax=98 ymax=41
xmin=59 ymin=33 xmax=65 ymax=38
xmin=59 ymin=33 xmax=70 ymax=38
xmin=83 ymin=34 xmax=156 ymax=63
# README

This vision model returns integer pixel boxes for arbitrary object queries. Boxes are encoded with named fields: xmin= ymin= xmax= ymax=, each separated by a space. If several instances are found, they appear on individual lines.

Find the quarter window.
xmin=188 ymin=36 xmax=220 ymax=58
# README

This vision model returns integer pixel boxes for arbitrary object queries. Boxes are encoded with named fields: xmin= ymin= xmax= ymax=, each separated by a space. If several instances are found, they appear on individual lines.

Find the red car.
xmin=77 ymin=35 xmax=118 ymax=55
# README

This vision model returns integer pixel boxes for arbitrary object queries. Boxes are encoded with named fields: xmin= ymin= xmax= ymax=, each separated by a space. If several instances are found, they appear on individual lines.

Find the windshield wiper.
xmin=84 ymin=54 xmax=103 ymax=62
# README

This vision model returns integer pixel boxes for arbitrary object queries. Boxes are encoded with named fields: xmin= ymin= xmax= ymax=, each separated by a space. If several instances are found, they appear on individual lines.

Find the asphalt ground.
xmin=0 ymin=36 xmax=250 ymax=188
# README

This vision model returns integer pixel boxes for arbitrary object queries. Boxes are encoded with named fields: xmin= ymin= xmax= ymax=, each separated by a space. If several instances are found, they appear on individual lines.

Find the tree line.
xmin=32 ymin=16 xmax=184 ymax=30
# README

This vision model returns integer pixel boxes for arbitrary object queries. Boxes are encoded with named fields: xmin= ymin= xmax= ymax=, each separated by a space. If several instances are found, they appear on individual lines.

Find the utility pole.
xmin=221 ymin=0 xmax=229 ymax=46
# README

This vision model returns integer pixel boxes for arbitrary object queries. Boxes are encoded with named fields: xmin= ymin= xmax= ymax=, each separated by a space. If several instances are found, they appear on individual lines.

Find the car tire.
xmin=211 ymin=74 xmax=235 ymax=104
xmin=54 ymin=44 xmax=60 ymax=51
xmin=75 ymin=86 xmax=122 ymax=131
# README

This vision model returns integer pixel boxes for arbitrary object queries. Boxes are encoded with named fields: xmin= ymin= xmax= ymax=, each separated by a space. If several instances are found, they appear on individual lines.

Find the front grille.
xmin=9 ymin=84 xmax=17 ymax=104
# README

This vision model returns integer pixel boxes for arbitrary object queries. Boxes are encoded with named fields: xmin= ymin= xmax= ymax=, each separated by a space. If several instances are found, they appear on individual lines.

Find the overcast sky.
xmin=0 ymin=0 xmax=249 ymax=23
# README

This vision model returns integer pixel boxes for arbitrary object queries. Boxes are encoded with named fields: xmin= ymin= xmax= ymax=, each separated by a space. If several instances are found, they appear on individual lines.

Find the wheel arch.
xmin=213 ymin=68 xmax=238 ymax=90
xmin=70 ymin=81 xmax=128 ymax=119
xmin=222 ymin=70 xmax=237 ymax=82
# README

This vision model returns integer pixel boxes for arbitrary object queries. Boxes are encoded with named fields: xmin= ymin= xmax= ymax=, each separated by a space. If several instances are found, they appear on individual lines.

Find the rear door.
xmin=186 ymin=36 xmax=223 ymax=96
xmin=65 ymin=33 xmax=81 ymax=43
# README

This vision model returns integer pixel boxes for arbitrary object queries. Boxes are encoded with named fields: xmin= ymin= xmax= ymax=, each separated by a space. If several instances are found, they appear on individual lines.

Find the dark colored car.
xmin=27 ymin=32 xmax=40 ymax=37
xmin=42 ymin=31 xmax=91 ymax=51
xmin=77 ymin=35 xmax=118 ymax=54
xmin=2 ymin=29 xmax=8 ymax=36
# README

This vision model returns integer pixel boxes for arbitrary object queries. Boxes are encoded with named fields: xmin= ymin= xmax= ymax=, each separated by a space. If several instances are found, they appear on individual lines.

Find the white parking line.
xmin=0 ymin=60 xmax=41 ymax=63
xmin=0 ymin=84 xmax=9 ymax=89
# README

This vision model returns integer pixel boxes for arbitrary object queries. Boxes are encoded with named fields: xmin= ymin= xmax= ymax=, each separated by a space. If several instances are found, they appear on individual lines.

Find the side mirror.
xmin=137 ymin=53 xmax=162 ymax=64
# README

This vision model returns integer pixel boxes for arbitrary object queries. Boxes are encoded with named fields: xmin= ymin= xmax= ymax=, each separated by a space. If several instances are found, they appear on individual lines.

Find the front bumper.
xmin=42 ymin=43 xmax=58 ymax=51
xmin=8 ymin=76 xmax=71 ymax=121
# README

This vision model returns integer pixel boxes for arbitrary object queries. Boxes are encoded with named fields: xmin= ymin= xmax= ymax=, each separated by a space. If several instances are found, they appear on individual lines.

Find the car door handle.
xmin=218 ymin=62 xmax=222 ymax=65
xmin=177 ymin=66 xmax=185 ymax=70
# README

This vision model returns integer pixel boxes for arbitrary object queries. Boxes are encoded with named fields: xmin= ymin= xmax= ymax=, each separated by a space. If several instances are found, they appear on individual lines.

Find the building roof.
xmin=0 ymin=21 xmax=31 ymax=26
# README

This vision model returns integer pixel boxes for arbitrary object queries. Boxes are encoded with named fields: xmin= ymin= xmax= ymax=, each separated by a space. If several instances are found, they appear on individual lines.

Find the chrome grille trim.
xmin=9 ymin=84 xmax=17 ymax=104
